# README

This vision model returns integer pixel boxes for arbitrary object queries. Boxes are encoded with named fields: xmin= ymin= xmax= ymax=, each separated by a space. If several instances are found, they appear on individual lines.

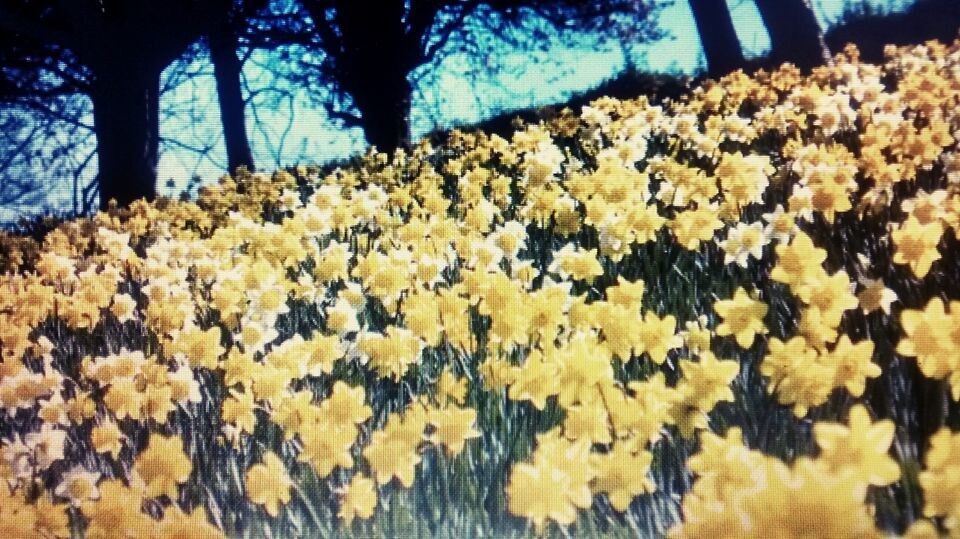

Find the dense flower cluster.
xmin=1 ymin=39 xmax=960 ymax=536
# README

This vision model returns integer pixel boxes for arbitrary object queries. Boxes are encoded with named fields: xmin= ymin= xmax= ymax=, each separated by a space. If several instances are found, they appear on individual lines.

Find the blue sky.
xmin=0 ymin=0 xmax=915 ymax=223
xmin=158 ymin=0 xmax=913 ymax=194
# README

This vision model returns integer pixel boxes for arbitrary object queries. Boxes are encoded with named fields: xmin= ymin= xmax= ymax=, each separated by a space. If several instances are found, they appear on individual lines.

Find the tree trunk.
xmin=209 ymin=22 xmax=255 ymax=174
xmin=349 ymin=72 xmax=412 ymax=153
xmin=325 ymin=0 xmax=415 ymax=153
xmin=90 ymin=64 xmax=160 ymax=211
xmin=754 ymin=0 xmax=830 ymax=71
xmin=688 ymin=0 xmax=745 ymax=78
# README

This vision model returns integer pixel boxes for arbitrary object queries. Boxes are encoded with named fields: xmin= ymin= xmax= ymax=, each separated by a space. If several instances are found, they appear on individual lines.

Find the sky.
xmin=1 ymin=0 xmax=915 ymax=224
xmin=155 ymin=0 xmax=913 ymax=194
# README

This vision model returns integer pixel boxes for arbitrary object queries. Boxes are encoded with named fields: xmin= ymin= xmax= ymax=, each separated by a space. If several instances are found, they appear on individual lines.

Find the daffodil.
xmin=402 ymin=291 xmax=443 ymax=347
xmin=761 ymin=335 xmax=858 ymax=417
xmin=795 ymin=270 xmax=859 ymax=329
xmin=271 ymin=388 xmax=315 ymax=440
xmin=670 ymin=204 xmax=724 ymax=251
xmin=898 ymin=298 xmax=959 ymax=386
xmin=168 ymin=324 xmax=224 ymax=370
xmin=141 ymin=383 xmax=175 ymax=423
xmin=770 ymin=231 xmax=827 ymax=289
xmin=426 ymin=405 xmax=481 ymax=456
xmin=90 ymin=421 xmax=125 ymax=460
xmin=133 ymin=433 xmax=192 ymax=499
xmin=623 ymin=373 xmax=682 ymax=444
xmin=548 ymin=244 xmax=605 ymax=283
xmin=680 ymin=315 xmax=712 ymax=354
xmin=298 ymin=421 xmax=357 ymax=478
xmin=103 ymin=377 xmax=144 ymax=421
xmin=892 ymin=216 xmax=944 ymax=278
xmin=221 ymin=387 xmax=258 ymax=444
xmin=918 ymin=428 xmax=960 ymax=531
xmin=625 ymin=203 xmax=666 ymax=245
xmin=813 ymin=404 xmax=899 ymax=486
xmin=506 ymin=462 xmax=580 ymax=534
xmin=304 ymin=333 xmax=345 ymax=376
xmin=597 ymin=302 xmax=643 ymax=360
xmin=221 ymin=346 xmax=258 ymax=388
xmin=82 ymin=479 xmax=154 ymax=539
xmin=505 ymin=433 xmax=594 ymax=534
xmin=635 ymin=312 xmax=683 ymax=365
xmin=761 ymin=204 xmax=797 ymax=243
xmin=553 ymin=331 xmax=614 ymax=406
xmin=606 ymin=277 xmax=646 ymax=311
xmin=54 ymin=465 xmax=101 ymax=507
xmin=325 ymin=296 xmax=361 ymax=335
xmin=715 ymin=151 xmax=773 ymax=206
xmin=720 ymin=221 xmax=770 ymax=267
xmin=713 ymin=287 xmax=768 ymax=349
xmin=825 ymin=336 xmax=880 ymax=397
xmin=362 ymin=427 xmax=421 ymax=488
xmin=249 ymin=363 xmax=292 ymax=404
xmin=563 ymin=401 xmax=613 ymax=445
xmin=321 ymin=381 xmax=372 ymax=427
xmin=591 ymin=443 xmax=655 ymax=512
xmin=797 ymin=305 xmax=840 ymax=352
xmin=678 ymin=351 xmax=739 ymax=413
xmin=436 ymin=369 xmax=468 ymax=406
xmin=857 ymin=277 xmax=898 ymax=314
xmin=358 ymin=325 xmax=424 ymax=381
xmin=672 ymin=452 xmax=880 ymax=538
xmin=338 ymin=474 xmax=378 ymax=524
xmin=246 ymin=451 xmax=293 ymax=517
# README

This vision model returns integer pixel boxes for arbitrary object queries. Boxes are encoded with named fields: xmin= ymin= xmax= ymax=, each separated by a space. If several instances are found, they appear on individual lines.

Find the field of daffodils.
xmin=2 ymin=40 xmax=960 ymax=537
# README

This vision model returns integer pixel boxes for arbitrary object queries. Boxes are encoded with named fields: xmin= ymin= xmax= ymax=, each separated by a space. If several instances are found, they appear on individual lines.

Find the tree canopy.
xmin=1 ymin=0 xmax=667 ymax=211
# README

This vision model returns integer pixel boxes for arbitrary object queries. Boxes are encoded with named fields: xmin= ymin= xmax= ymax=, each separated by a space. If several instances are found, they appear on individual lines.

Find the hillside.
xmin=1 ymin=40 xmax=960 ymax=537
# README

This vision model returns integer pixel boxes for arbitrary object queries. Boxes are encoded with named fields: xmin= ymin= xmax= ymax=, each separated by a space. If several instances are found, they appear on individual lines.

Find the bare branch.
xmin=324 ymin=106 xmax=363 ymax=127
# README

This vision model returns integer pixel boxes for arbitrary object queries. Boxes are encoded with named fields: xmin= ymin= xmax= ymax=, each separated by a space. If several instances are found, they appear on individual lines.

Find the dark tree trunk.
xmin=209 ymin=22 xmax=255 ymax=174
xmin=321 ymin=0 xmax=416 ymax=153
xmin=754 ymin=0 xmax=830 ymax=71
xmin=90 ymin=63 xmax=160 ymax=211
xmin=348 ymin=71 xmax=412 ymax=153
xmin=688 ymin=0 xmax=745 ymax=78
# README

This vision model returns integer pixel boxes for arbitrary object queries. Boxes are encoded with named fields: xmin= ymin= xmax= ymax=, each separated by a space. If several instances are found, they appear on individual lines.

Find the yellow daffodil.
xmin=770 ymin=231 xmax=827 ymax=289
xmin=338 ymin=474 xmax=378 ymax=524
xmin=505 ymin=433 xmax=594 ymax=534
xmin=713 ymin=287 xmax=768 ymax=349
xmin=246 ymin=451 xmax=293 ymax=517
xmin=635 ymin=312 xmax=683 ymax=365
xmin=892 ymin=216 xmax=944 ymax=278
xmin=168 ymin=324 xmax=224 ymax=370
xmin=81 ymin=479 xmax=153 ymax=539
xmin=813 ymin=404 xmax=899 ymax=486
xmin=90 ymin=421 xmax=125 ymax=460
xmin=133 ymin=433 xmax=192 ymax=499
xmin=362 ymin=427 xmax=421 ymax=488
xmin=548 ymin=244 xmax=605 ymax=283
xmin=898 ymin=298 xmax=960 ymax=399
xmin=299 ymin=421 xmax=357 ymax=478
xmin=358 ymin=326 xmax=424 ymax=381
xmin=825 ymin=336 xmax=880 ymax=397
xmin=426 ymin=405 xmax=481 ymax=456
xmin=857 ymin=277 xmax=898 ymax=314
xmin=591 ymin=443 xmax=655 ymax=512
xmin=563 ymin=401 xmax=613 ymax=445
xmin=919 ymin=428 xmax=960 ymax=530
xmin=54 ymin=465 xmax=101 ymax=507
